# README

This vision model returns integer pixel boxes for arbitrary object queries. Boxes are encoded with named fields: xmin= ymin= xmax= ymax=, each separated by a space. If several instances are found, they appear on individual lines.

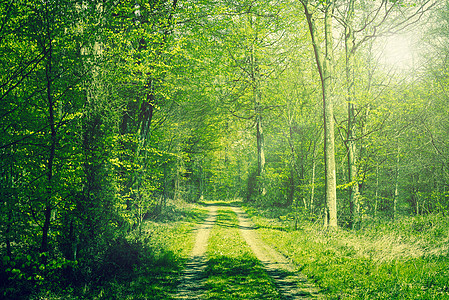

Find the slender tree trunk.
xmin=256 ymin=112 xmax=266 ymax=179
xmin=286 ymin=123 xmax=296 ymax=207
xmin=345 ymin=0 xmax=360 ymax=229
xmin=310 ymin=157 xmax=316 ymax=214
xmin=163 ymin=163 xmax=169 ymax=204
xmin=250 ymin=13 xmax=265 ymax=196
xmin=6 ymin=209 xmax=12 ymax=257
xmin=5 ymin=163 xmax=13 ymax=258
xmin=374 ymin=163 xmax=379 ymax=217
xmin=288 ymin=168 xmax=295 ymax=207
xmin=41 ymin=18 xmax=55 ymax=255
xmin=175 ymin=147 xmax=181 ymax=200
xmin=303 ymin=1 xmax=337 ymax=228
xmin=416 ymin=191 xmax=420 ymax=215
xmin=394 ymin=140 xmax=400 ymax=220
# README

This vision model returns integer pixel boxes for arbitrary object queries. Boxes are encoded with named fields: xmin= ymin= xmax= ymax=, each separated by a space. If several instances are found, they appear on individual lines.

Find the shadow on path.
xmin=175 ymin=203 xmax=321 ymax=299
xmin=203 ymin=255 xmax=282 ymax=299
xmin=174 ymin=205 xmax=217 ymax=299
xmin=232 ymin=206 xmax=321 ymax=299
xmin=175 ymin=255 xmax=209 ymax=299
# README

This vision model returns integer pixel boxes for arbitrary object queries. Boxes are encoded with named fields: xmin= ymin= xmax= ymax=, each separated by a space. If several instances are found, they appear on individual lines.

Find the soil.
xmin=175 ymin=203 xmax=321 ymax=299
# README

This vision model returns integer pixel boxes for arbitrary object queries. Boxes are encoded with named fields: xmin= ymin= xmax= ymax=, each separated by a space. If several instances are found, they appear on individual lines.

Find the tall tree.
xmin=334 ymin=0 xmax=436 ymax=226
xmin=301 ymin=0 xmax=338 ymax=228
xmin=214 ymin=0 xmax=286 ymax=199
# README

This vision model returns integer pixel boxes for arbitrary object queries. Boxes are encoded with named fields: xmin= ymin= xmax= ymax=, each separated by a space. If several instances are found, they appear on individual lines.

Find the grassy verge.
xmin=243 ymin=204 xmax=449 ymax=299
xmin=204 ymin=208 xmax=282 ymax=300
xmin=32 ymin=200 xmax=209 ymax=300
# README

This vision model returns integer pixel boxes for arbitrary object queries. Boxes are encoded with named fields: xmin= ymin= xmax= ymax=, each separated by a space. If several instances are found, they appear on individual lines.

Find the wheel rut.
xmin=175 ymin=205 xmax=217 ymax=299
xmin=175 ymin=203 xmax=321 ymax=299
xmin=232 ymin=206 xmax=321 ymax=300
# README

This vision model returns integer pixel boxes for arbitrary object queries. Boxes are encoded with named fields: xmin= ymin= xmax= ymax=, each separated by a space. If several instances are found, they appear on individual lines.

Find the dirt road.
xmin=175 ymin=205 xmax=217 ymax=299
xmin=175 ymin=204 xmax=321 ymax=299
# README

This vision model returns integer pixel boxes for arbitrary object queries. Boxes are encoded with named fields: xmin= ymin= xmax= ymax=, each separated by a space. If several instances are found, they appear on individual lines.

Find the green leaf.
xmin=2 ymin=256 xmax=10 ymax=264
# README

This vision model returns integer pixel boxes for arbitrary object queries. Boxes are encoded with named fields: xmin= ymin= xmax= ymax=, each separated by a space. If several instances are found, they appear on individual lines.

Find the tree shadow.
xmin=198 ymin=199 xmax=243 ymax=208
xmin=77 ymin=240 xmax=187 ymax=299
xmin=203 ymin=254 xmax=283 ymax=300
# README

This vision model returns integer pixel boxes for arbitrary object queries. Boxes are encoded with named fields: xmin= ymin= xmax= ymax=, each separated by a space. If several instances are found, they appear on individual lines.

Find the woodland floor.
xmin=174 ymin=202 xmax=322 ymax=299
xmin=11 ymin=199 xmax=448 ymax=299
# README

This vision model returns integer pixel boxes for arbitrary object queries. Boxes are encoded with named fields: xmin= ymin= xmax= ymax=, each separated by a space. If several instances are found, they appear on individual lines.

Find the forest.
xmin=1 ymin=0 xmax=448 ymax=299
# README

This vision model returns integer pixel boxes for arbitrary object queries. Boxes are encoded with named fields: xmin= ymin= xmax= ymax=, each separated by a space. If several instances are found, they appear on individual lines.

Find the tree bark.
xmin=303 ymin=1 xmax=337 ymax=228
xmin=256 ymin=112 xmax=266 ymax=179
xmin=345 ymin=0 xmax=360 ymax=229
xmin=287 ymin=123 xmax=296 ymax=207
xmin=394 ymin=140 xmax=400 ymax=220
xmin=42 ymin=33 xmax=55 ymax=256
xmin=250 ymin=13 xmax=266 ymax=196
xmin=374 ymin=163 xmax=379 ymax=217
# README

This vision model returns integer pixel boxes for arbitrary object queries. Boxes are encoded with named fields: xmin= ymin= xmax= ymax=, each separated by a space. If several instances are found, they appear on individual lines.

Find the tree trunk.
xmin=303 ymin=1 xmax=337 ymax=228
xmin=374 ymin=163 xmax=379 ymax=217
xmin=41 ymin=31 xmax=56 ymax=256
xmin=394 ymin=140 xmax=400 ymax=220
xmin=310 ymin=157 xmax=316 ymax=214
xmin=250 ymin=13 xmax=265 ymax=197
xmin=6 ymin=209 xmax=12 ymax=257
xmin=286 ymin=123 xmax=295 ymax=207
xmin=256 ymin=112 xmax=266 ymax=179
xmin=4 ymin=163 xmax=14 ymax=258
xmin=345 ymin=0 xmax=360 ymax=229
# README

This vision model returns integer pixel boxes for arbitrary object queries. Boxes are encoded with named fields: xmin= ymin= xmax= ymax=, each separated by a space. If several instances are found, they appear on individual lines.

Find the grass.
xmin=26 ymin=198 xmax=449 ymax=299
xmin=243 ymin=204 xmax=449 ymax=299
xmin=30 ymin=200 xmax=209 ymax=300
xmin=204 ymin=208 xmax=282 ymax=300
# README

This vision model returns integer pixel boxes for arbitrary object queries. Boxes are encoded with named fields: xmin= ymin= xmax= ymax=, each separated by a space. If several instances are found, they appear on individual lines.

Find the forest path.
xmin=175 ymin=204 xmax=218 ymax=299
xmin=231 ymin=206 xmax=321 ymax=299
xmin=175 ymin=203 xmax=321 ymax=299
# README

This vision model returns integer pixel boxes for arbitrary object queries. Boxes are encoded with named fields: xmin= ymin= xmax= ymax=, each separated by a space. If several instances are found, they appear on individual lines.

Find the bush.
xmin=0 ymin=250 xmax=77 ymax=299
xmin=102 ymin=237 xmax=144 ymax=277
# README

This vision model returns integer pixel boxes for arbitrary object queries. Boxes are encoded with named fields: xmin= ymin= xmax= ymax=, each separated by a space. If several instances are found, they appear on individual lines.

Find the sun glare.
xmin=379 ymin=34 xmax=415 ymax=70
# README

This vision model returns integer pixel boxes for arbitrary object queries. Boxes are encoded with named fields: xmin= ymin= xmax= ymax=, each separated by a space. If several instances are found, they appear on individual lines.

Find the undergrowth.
xmin=244 ymin=204 xmax=449 ymax=299
xmin=22 ymin=200 xmax=208 ymax=300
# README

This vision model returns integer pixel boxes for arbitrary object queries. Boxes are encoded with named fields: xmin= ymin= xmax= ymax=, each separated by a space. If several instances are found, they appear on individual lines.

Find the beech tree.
xmin=300 ymin=0 xmax=338 ymax=228
xmin=213 ymin=0 xmax=287 ymax=199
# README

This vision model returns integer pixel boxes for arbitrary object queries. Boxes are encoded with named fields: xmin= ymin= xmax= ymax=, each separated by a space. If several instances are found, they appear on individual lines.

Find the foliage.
xmin=1 ymin=0 xmax=448 ymax=297
xmin=0 ymin=200 xmax=207 ymax=299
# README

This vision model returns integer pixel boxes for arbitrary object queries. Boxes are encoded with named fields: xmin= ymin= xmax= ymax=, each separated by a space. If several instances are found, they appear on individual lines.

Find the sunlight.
xmin=379 ymin=34 xmax=415 ymax=70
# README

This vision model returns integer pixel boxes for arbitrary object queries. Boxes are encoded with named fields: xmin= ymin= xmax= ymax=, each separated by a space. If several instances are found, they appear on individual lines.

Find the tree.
xmin=212 ymin=0 xmax=287 ymax=200
xmin=333 ymin=0 xmax=436 ymax=226
xmin=300 ymin=0 xmax=338 ymax=228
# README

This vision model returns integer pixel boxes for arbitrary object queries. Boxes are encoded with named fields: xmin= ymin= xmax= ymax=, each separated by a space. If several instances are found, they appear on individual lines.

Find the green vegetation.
xmin=205 ymin=208 xmax=281 ymax=299
xmin=2 ymin=201 xmax=208 ymax=299
xmin=244 ymin=204 xmax=449 ymax=299
xmin=2 ymin=0 xmax=449 ymax=298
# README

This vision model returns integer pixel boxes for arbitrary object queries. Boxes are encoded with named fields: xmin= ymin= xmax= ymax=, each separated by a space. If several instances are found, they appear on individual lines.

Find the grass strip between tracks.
xmin=204 ymin=208 xmax=282 ymax=300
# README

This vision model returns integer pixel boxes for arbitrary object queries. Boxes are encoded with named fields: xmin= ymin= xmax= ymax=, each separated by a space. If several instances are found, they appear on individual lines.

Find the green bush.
xmin=102 ymin=237 xmax=144 ymax=277
xmin=1 ymin=250 xmax=77 ymax=299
